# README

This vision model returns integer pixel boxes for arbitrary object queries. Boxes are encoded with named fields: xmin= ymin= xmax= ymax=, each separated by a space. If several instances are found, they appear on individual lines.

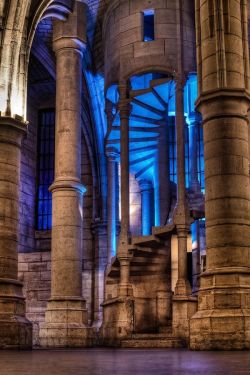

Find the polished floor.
xmin=0 ymin=349 xmax=250 ymax=375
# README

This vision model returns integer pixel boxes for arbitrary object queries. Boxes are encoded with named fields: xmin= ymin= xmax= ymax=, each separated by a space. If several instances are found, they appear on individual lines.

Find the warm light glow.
xmin=11 ymin=88 xmax=24 ymax=118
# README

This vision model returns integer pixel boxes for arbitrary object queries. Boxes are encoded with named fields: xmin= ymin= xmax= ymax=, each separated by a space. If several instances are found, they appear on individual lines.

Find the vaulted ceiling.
xmin=27 ymin=0 xmax=109 ymax=74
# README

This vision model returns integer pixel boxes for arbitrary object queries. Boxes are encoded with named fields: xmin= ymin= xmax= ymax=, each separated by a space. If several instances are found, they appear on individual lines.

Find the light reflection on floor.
xmin=0 ymin=348 xmax=249 ymax=375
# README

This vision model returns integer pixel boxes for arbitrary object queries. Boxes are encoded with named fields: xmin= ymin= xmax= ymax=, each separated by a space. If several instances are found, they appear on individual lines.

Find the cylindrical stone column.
xmin=0 ymin=116 xmax=32 ymax=349
xmin=155 ymin=119 xmax=170 ymax=226
xmin=174 ymin=79 xmax=191 ymax=296
xmin=190 ymin=0 xmax=250 ymax=350
xmin=106 ymin=147 xmax=118 ymax=263
xmin=51 ymin=19 xmax=85 ymax=303
xmin=117 ymin=82 xmax=133 ymax=297
xmin=139 ymin=179 xmax=152 ymax=236
xmin=191 ymin=220 xmax=201 ymax=294
xmin=119 ymin=84 xmax=130 ymax=246
xmin=40 ymin=2 xmax=92 ymax=348
xmin=188 ymin=115 xmax=200 ymax=192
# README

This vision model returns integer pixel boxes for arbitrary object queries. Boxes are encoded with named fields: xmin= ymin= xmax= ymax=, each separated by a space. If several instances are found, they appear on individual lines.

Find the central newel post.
xmin=40 ymin=1 xmax=93 ymax=347
xmin=117 ymin=81 xmax=133 ymax=299
xmin=101 ymin=81 xmax=134 ymax=345
xmin=172 ymin=0 xmax=198 ymax=345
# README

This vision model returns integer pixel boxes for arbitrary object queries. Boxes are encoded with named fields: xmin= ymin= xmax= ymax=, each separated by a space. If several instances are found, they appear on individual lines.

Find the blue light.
xmin=184 ymin=73 xmax=198 ymax=119
xmin=130 ymin=73 xmax=167 ymax=90
xmin=106 ymin=84 xmax=119 ymax=105
xmin=143 ymin=9 xmax=155 ymax=42
xmin=140 ymin=180 xmax=153 ymax=235
xmin=106 ymin=72 xmax=205 ymax=235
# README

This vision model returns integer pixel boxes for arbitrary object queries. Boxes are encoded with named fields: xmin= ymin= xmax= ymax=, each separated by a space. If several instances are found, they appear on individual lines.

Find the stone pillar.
xmin=248 ymin=111 xmax=250 ymax=178
xmin=172 ymin=77 xmax=197 ymax=344
xmin=117 ymin=82 xmax=133 ymax=297
xmin=0 ymin=116 xmax=32 ymax=348
xmin=155 ymin=119 xmax=170 ymax=226
xmin=188 ymin=114 xmax=200 ymax=192
xmin=190 ymin=0 xmax=250 ymax=350
xmin=139 ymin=179 xmax=152 ymax=236
xmin=40 ymin=2 xmax=93 ymax=347
xmin=91 ymin=220 xmax=108 ymax=327
xmin=106 ymin=147 xmax=119 ymax=263
xmin=191 ymin=220 xmax=201 ymax=295
xmin=174 ymin=79 xmax=192 ymax=297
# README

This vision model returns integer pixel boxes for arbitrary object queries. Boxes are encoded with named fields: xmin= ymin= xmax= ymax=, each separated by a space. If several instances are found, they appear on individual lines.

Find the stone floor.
xmin=0 ymin=349 xmax=250 ymax=374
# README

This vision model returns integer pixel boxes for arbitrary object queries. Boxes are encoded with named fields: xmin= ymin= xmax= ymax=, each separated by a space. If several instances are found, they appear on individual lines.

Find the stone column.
xmin=117 ymin=82 xmax=133 ymax=297
xmin=172 ymin=77 xmax=197 ymax=344
xmin=191 ymin=220 xmax=201 ymax=295
xmin=155 ymin=119 xmax=170 ymax=226
xmin=174 ymin=79 xmax=192 ymax=296
xmin=188 ymin=114 xmax=200 ymax=192
xmin=106 ymin=147 xmax=118 ymax=263
xmin=40 ymin=2 xmax=92 ymax=347
xmin=0 ymin=116 xmax=32 ymax=348
xmin=139 ymin=179 xmax=152 ymax=236
xmin=248 ymin=111 xmax=250 ymax=178
xmin=190 ymin=0 xmax=250 ymax=350
xmin=91 ymin=221 xmax=108 ymax=327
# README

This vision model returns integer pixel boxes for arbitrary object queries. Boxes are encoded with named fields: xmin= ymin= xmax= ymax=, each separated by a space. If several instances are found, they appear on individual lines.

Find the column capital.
xmin=106 ymin=147 xmax=119 ymax=161
xmin=0 ymin=115 xmax=28 ymax=148
xmin=53 ymin=37 xmax=86 ymax=54
xmin=53 ymin=0 xmax=87 ymax=53
xmin=138 ymin=179 xmax=152 ymax=192
xmin=187 ymin=112 xmax=201 ymax=127
xmin=49 ymin=179 xmax=87 ymax=195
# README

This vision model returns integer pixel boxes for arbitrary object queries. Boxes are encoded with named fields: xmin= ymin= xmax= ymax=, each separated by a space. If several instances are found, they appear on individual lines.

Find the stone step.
xmin=131 ymin=256 xmax=167 ymax=265
xmin=131 ymin=331 xmax=172 ymax=339
xmin=108 ymin=266 xmax=168 ymax=278
xmin=152 ymin=224 xmax=175 ymax=239
xmin=121 ymin=337 xmax=185 ymax=349
xmin=133 ymin=247 xmax=168 ymax=257
xmin=132 ymin=235 xmax=163 ymax=248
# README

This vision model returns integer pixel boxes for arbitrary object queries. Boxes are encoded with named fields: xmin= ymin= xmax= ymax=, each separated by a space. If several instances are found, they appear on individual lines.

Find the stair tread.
xmin=152 ymin=224 xmax=175 ymax=238
xmin=132 ymin=235 xmax=163 ymax=248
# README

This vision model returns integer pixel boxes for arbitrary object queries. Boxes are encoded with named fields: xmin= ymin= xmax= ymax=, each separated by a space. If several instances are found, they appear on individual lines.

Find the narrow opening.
xmin=36 ymin=109 xmax=55 ymax=230
xmin=143 ymin=9 xmax=155 ymax=42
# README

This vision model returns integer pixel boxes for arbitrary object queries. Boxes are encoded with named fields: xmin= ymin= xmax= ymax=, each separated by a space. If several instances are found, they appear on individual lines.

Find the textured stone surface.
xmin=190 ymin=0 xmax=250 ymax=350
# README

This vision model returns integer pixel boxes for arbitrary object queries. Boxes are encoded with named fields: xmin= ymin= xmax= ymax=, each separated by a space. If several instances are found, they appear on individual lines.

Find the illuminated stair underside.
xmin=106 ymin=77 xmax=175 ymax=182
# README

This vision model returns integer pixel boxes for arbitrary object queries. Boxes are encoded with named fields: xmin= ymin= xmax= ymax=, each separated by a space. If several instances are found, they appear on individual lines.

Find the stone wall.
xmin=103 ymin=0 xmax=196 ymax=86
xmin=18 ymin=252 xmax=51 ymax=346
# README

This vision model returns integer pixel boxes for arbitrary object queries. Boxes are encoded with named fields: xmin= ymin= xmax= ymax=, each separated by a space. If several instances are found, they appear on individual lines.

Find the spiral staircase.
xmin=106 ymin=75 xmax=175 ymax=183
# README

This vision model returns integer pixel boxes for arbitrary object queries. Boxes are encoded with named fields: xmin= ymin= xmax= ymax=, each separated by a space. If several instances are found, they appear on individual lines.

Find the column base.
xmin=190 ymin=309 xmax=250 ymax=350
xmin=0 ymin=279 xmax=32 ymax=349
xmin=100 ymin=297 xmax=134 ymax=346
xmin=0 ymin=315 xmax=32 ymax=349
xmin=39 ymin=298 xmax=94 ymax=347
xmin=172 ymin=295 xmax=197 ymax=345
xmin=174 ymin=278 xmax=192 ymax=296
xmin=39 ymin=323 xmax=94 ymax=348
